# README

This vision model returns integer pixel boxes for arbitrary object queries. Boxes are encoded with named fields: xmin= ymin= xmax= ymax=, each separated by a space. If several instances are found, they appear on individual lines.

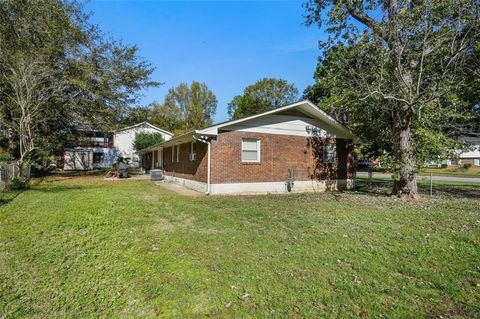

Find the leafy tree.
xmin=162 ymin=81 xmax=217 ymax=132
xmin=133 ymin=132 xmax=164 ymax=151
xmin=304 ymin=0 xmax=480 ymax=198
xmin=0 ymin=0 xmax=158 ymax=168
xmin=228 ymin=78 xmax=298 ymax=119
xmin=116 ymin=106 xmax=153 ymax=127
xmin=150 ymin=102 xmax=184 ymax=134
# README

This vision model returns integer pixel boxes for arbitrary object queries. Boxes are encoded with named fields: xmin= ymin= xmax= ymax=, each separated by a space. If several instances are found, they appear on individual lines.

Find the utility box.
xmin=150 ymin=169 xmax=164 ymax=181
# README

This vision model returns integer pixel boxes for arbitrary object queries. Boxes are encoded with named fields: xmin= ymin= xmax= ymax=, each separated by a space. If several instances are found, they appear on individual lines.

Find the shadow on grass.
xmin=29 ymin=185 xmax=85 ymax=193
xmin=0 ymin=190 xmax=23 ymax=206
xmin=0 ymin=176 xmax=47 ymax=206
xmin=355 ymin=178 xmax=480 ymax=199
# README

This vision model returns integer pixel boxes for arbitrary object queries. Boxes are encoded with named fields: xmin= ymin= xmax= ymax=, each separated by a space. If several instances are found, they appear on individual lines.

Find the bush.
xmin=0 ymin=151 xmax=14 ymax=163
xmin=441 ymin=164 xmax=448 ymax=169
xmin=10 ymin=177 xmax=29 ymax=190
xmin=463 ymin=163 xmax=473 ymax=170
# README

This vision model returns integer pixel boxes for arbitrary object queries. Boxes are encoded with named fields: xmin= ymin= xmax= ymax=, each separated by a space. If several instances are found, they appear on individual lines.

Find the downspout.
xmin=193 ymin=135 xmax=211 ymax=195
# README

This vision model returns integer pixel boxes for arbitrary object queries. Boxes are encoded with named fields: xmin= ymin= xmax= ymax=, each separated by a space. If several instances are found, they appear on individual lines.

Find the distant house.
xmin=63 ymin=122 xmax=173 ymax=170
xmin=138 ymin=100 xmax=357 ymax=195
xmin=444 ymin=135 xmax=480 ymax=167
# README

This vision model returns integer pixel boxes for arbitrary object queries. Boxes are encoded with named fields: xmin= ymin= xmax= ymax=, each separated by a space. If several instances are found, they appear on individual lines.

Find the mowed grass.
xmin=0 ymin=176 xmax=479 ymax=318
xmin=420 ymin=167 xmax=480 ymax=178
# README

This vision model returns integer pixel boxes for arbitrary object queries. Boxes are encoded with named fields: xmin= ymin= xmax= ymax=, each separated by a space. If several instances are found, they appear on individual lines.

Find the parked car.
xmin=356 ymin=159 xmax=374 ymax=170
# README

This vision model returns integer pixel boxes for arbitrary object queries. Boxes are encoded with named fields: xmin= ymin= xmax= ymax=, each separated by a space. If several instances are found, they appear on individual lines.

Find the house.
xmin=63 ymin=122 xmax=173 ymax=170
xmin=138 ymin=100 xmax=357 ymax=195
xmin=444 ymin=135 xmax=480 ymax=167
xmin=114 ymin=122 xmax=173 ymax=167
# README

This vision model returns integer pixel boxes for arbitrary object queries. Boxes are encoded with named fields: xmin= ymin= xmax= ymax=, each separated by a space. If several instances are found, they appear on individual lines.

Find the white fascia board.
xmin=115 ymin=122 xmax=173 ymax=136
xmin=196 ymin=100 xmax=356 ymax=140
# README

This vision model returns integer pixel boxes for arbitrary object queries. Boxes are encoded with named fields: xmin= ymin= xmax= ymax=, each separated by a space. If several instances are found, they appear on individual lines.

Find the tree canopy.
xmin=0 ymin=0 xmax=158 ymax=167
xmin=227 ymin=78 xmax=298 ymax=119
xmin=150 ymin=81 xmax=217 ymax=134
xmin=304 ymin=0 xmax=480 ymax=197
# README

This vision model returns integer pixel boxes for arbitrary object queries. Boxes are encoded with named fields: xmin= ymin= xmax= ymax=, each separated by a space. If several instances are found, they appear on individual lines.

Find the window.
xmin=474 ymin=159 xmax=480 ymax=166
xmin=241 ymin=138 xmax=260 ymax=162
xmin=323 ymin=143 xmax=336 ymax=163
xmin=176 ymin=145 xmax=180 ymax=162
xmin=93 ymin=152 xmax=103 ymax=164
xmin=190 ymin=141 xmax=196 ymax=161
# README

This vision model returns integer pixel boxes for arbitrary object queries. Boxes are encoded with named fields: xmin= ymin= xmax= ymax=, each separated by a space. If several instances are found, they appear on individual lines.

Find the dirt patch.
xmin=154 ymin=182 xmax=202 ymax=196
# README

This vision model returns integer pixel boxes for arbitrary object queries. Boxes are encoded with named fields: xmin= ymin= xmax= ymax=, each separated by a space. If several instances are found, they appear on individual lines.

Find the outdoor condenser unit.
xmin=150 ymin=169 xmax=164 ymax=181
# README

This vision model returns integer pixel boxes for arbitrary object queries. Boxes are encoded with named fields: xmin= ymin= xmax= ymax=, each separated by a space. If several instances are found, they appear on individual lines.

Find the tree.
xmin=228 ymin=78 xmax=298 ymax=119
xmin=133 ymin=132 xmax=164 ymax=151
xmin=162 ymin=81 xmax=217 ymax=132
xmin=150 ymin=102 xmax=184 ymax=134
xmin=0 ymin=0 xmax=158 ymax=168
xmin=2 ymin=59 xmax=66 ymax=168
xmin=117 ymin=106 xmax=153 ymax=127
xmin=304 ymin=0 xmax=480 ymax=198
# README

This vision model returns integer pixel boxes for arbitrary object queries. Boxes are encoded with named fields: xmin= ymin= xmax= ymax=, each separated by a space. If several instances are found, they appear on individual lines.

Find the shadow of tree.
xmin=306 ymin=135 xmax=355 ymax=191
xmin=355 ymin=178 xmax=480 ymax=199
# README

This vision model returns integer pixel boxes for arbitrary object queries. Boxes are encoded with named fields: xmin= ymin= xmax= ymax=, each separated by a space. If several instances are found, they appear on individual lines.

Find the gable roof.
xmin=137 ymin=100 xmax=356 ymax=153
xmin=197 ymin=100 xmax=354 ymax=138
xmin=115 ymin=122 xmax=173 ymax=136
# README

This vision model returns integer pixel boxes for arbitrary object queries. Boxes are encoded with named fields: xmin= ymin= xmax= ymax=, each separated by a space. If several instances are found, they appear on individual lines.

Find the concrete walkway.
xmin=154 ymin=181 xmax=203 ymax=196
xmin=357 ymin=171 xmax=480 ymax=183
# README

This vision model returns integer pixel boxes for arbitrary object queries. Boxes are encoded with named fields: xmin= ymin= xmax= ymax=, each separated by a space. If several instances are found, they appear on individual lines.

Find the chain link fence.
xmin=0 ymin=163 xmax=31 ymax=191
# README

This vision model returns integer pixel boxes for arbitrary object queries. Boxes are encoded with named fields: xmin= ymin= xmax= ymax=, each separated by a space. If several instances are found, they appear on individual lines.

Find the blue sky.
xmin=87 ymin=0 xmax=325 ymax=122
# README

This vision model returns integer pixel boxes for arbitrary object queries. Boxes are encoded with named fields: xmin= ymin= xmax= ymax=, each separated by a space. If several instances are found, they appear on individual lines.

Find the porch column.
xmin=151 ymin=150 xmax=155 ymax=169
xmin=159 ymin=148 xmax=163 ymax=168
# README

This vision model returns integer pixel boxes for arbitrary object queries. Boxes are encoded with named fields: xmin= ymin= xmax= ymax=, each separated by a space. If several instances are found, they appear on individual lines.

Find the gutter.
xmin=193 ymin=134 xmax=211 ymax=195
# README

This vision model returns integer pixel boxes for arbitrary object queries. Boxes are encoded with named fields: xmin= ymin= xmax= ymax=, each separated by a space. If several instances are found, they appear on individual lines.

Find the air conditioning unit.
xmin=150 ymin=169 xmax=164 ymax=181
xmin=189 ymin=153 xmax=196 ymax=161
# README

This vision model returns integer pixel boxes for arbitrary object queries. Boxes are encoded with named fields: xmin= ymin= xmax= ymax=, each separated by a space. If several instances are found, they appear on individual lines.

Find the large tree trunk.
xmin=392 ymin=111 xmax=418 ymax=198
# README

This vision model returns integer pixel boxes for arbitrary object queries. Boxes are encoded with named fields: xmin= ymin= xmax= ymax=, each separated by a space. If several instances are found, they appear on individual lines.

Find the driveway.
xmin=356 ymin=171 xmax=480 ymax=183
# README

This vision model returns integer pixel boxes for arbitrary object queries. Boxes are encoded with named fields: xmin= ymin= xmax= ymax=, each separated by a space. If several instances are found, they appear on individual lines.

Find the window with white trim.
xmin=323 ymin=143 xmax=336 ymax=163
xmin=241 ymin=138 xmax=260 ymax=163
xmin=474 ymin=159 xmax=480 ymax=166
xmin=176 ymin=145 xmax=180 ymax=162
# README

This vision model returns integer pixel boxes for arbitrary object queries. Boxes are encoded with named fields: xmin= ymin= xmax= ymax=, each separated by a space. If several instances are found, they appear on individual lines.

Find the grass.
xmin=420 ymin=167 xmax=480 ymax=178
xmin=1 ymin=176 xmax=479 ymax=318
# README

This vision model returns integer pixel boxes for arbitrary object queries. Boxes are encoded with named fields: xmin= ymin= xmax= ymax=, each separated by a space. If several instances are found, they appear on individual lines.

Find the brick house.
xmin=138 ymin=100 xmax=357 ymax=195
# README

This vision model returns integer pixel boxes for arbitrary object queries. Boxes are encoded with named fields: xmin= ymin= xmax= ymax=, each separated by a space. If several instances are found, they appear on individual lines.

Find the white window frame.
xmin=176 ymin=145 xmax=180 ymax=162
xmin=474 ymin=159 xmax=480 ymax=166
xmin=323 ymin=143 xmax=336 ymax=164
xmin=241 ymin=138 xmax=261 ymax=163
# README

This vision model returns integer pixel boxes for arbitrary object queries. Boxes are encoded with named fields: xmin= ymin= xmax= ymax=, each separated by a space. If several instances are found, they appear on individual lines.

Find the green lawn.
xmin=420 ymin=167 xmax=480 ymax=178
xmin=1 ymin=176 xmax=479 ymax=318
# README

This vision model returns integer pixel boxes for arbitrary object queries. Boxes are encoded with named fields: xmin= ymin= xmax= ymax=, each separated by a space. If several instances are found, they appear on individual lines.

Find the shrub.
xmin=463 ymin=163 xmax=473 ymax=170
xmin=10 ymin=177 xmax=29 ymax=190
xmin=0 ymin=151 xmax=14 ymax=163
xmin=440 ymin=164 xmax=448 ymax=169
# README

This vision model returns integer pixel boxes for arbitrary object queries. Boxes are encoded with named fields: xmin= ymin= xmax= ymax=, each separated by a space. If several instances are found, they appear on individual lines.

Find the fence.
xmin=0 ymin=163 xmax=31 ymax=190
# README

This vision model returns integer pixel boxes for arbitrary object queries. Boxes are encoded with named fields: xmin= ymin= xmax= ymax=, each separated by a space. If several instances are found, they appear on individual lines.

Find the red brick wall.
xmin=209 ymin=130 xmax=355 ymax=184
xmin=163 ymin=142 xmax=208 ymax=182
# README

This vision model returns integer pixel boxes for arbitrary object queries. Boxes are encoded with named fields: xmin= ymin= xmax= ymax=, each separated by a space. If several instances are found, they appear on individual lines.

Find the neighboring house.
xmin=138 ymin=100 xmax=357 ymax=195
xmin=444 ymin=135 xmax=480 ymax=167
xmin=63 ymin=122 xmax=173 ymax=170
xmin=114 ymin=122 xmax=173 ymax=167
